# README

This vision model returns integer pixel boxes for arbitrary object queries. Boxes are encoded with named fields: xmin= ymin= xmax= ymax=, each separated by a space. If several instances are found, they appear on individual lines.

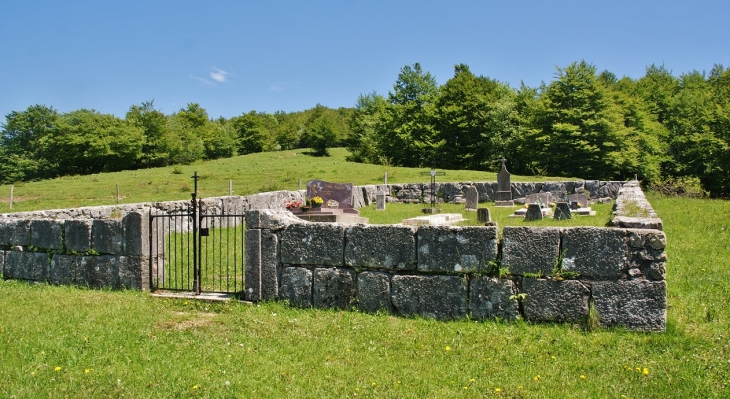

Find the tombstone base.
xmin=494 ymin=201 xmax=515 ymax=207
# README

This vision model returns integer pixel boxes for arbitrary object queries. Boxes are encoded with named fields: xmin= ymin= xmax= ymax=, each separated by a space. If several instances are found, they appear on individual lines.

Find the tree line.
xmin=347 ymin=61 xmax=730 ymax=197
xmin=2 ymin=60 xmax=729 ymax=197
xmin=0 ymin=102 xmax=352 ymax=183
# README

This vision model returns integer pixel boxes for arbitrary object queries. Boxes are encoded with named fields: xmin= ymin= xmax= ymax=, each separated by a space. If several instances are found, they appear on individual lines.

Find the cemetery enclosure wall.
xmin=245 ymin=209 xmax=667 ymax=331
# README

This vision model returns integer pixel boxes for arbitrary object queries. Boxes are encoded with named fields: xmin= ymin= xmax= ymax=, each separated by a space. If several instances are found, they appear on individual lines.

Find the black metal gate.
xmin=148 ymin=172 xmax=245 ymax=294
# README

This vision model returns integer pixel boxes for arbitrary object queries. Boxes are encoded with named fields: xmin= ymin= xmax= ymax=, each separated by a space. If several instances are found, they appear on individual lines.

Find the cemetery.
xmin=1 ymin=172 xmax=665 ymax=330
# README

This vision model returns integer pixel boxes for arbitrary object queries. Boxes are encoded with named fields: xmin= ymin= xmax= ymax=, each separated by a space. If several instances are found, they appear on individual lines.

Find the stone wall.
xmin=245 ymin=182 xmax=666 ymax=331
xmin=0 ymin=190 xmax=303 ymax=289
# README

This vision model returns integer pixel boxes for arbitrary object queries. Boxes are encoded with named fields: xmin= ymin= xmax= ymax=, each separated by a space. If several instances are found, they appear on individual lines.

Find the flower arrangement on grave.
xmin=549 ymin=202 xmax=556 ymax=208
xmin=310 ymin=196 xmax=324 ymax=208
xmin=285 ymin=200 xmax=303 ymax=210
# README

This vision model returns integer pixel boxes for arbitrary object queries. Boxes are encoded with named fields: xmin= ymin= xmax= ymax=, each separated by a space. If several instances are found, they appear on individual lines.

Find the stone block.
xmin=64 ymin=220 xmax=92 ymax=253
xmin=245 ymin=209 xmax=302 ymax=231
xmin=280 ymin=223 xmax=344 ymax=266
xmin=279 ymin=266 xmax=312 ymax=307
xmin=261 ymin=230 xmax=279 ymax=300
xmin=592 ymin=280 xmax=666 ymax=331
xmin=502 ymin=227 xmax=560 ymax=276
xmin=391 ymin=275 xmax=467 ymax=320
xmin=81 ymin=255 xmax=119 ymax=288
xmin=4 ymin=250 xmax=24 ymax=279
xmin=244 ymin=229 xmax=262 ymax=301
xmin=522 ymin=279 xmax=590 ymax=322
xmin=561 ymin=227 xmax=627 ymax=277
xmin=357 ymin=271 xmax=393 ymax=313
xmin=344 ymin=225 xmax=416 ymax=270
xmin=313 ymin=267 xmax=356 ymax=309
xmin=626 ymin=229 xmax=667 ymax=281
xmin=119 ymin=256 xmax=144 ymax=289
xmin=417 ymin=226 xmax=498 ymax=273
xmin=92 ymin=220 xmax=123 ymax=255
xmin=0 ymin=219 xmax=30 ymax=246
xmin=30 ymin=220 xmax=64 ymax=250
xmin=50 ymin=254 xmax=77 ymax=285
xmin=468 ymin=276 xmax=519 ymax=320
xmin=123 ymin=212 xmax=148 ymax=256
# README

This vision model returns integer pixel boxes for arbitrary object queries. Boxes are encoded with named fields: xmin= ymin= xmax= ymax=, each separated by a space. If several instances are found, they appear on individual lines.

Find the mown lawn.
xmin=1 ymin=194 xmax=728 ymax=398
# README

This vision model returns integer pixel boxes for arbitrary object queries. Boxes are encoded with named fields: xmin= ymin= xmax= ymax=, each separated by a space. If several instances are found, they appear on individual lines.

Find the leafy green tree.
xmin=302 ymin=115 xmax=337 ymax=156
xmin=347 ymin=92 xmax=389 ymax=163
xmin=435 ymin=64 xmax=519 ymax=171
xmin=233 ymin=111 xmax=275 ymax=154
xmin=379 ymin=63 xmax=441 ymax=167
xmin=524 ymin=61 xmax=638 ymax=180
xmin=51 ymin=109 xmax=144 ymax=175
xmin=126 ymin=100 xmax=169 ymax=167
xmin=0 ymin=105 xmax=60 ymax=182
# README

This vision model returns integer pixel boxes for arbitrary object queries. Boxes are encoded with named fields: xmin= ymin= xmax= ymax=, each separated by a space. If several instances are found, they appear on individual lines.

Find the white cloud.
xmin=210 ymin=67 xmax=229 ymax=83
xmin=189 ymin=74 xmax=214 ymax=86
xmin=270 ymin=82 xmax=287 ymax=91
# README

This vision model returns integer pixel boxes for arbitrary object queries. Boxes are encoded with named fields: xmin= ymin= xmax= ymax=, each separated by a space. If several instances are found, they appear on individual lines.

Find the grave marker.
xmin=465 ymin=185 xmax=478 ymax=211
xmin=306 ymin=180 xmax=354 ymax=208
xmin=495 ymin=157 xmax=514 ymax=206
xmin=554 ymin=202 xmax=572 ymax=220
xmin=376 ymin=189 xmax=386 ymax=211
xmin=524 ymin=203 xmax=543 ymax=221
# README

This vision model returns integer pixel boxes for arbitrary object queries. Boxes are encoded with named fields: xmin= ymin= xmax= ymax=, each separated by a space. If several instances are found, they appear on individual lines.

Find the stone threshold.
xmin=151 ymin=291 xmax=251 ymax=303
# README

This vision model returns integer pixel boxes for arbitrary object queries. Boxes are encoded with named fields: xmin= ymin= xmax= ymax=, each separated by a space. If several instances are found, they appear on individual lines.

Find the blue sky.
xmin=2 ymin=1 xmax=729 ymax=124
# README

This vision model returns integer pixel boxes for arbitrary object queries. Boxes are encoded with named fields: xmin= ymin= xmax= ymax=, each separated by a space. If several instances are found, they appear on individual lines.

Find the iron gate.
xmin=148 ymin=172 xmax=245 ymax=294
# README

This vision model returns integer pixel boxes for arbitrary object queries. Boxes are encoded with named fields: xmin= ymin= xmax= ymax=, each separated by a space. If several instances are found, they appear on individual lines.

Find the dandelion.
xmin=54 ymin=366 xmax=61 ymax=372
xmin=445 ymin=346 xmax=451 ymax=351
xmin=551 ymin=355 xmax=556 ymax=359
xmin=518 ymin=386 xmax=523 ymax=389
xmin=495 ymin=387 xmax=502 ymax=392
xmin=192 ymin=385 xmax=199 ymax=389
xmin=469 ymin=378 xmax=475 ymax=383
xmin=643 ymin=368 xmax=649 ymax=375
xmin=371 ymin=382 xmax=376 ymax=386
xmin=85 ymin=369 xmax=92 ymax=374
xmin=580 ymin=375 xmax=586 ymax=379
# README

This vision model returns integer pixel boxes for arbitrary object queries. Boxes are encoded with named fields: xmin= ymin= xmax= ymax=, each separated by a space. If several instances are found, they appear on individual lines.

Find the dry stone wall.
xmin=245 ymin=181 xmax=667 ymax=331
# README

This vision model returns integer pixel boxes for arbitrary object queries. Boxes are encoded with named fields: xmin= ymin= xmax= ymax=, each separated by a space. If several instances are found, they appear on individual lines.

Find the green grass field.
xmin=0 ymin=147 xmax=576 ymax=214
xmin=0 ymin=149 xmax=728 ymax=398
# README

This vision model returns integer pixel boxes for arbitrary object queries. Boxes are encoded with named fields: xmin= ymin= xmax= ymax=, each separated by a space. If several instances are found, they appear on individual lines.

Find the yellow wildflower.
xmin=643 ymin=368 xmax=649 ymax=375
xmin=580 ymin=375 xmax=586 ymax=379
xmin=445 ymin=346 xmax=451 ymax=351
xmin=54 ymin=366 xmax=61 ymax=372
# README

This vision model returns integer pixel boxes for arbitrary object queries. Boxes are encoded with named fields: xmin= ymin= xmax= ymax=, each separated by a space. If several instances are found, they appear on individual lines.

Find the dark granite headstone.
xmin=524 ymin=203 xmax=543 ymax=221
xmin=495 ymin=157 xmax=514 ymax=206
xmin=554 ymin=202 xmax=572 ymax=220
xmin=306 ymin=180 xmax=354 ymax=209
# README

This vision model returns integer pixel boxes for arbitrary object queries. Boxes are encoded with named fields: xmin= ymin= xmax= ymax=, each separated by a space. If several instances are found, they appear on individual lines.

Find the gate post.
xmin=191 ymin=171 xmax=201 ymax=295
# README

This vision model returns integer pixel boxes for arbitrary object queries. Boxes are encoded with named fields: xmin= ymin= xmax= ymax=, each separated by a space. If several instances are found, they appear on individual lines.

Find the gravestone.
xmin=524 ymin=203 xmax=543 ymax=221
xmin=568 ymin=194 xmax=588 ymax=208
xmin=307 ymin=179 xmax=354 ymax=208
xmin=293 ymin=180 xmax=368 ymax=224
xmin=376 ymin=189 xmax=386 ymax=211
xmin=525 ymin=193 xmax=551 ymax=206
xmin=553 ymin=202 xmax=572 ymax=220
xmin=465 ymin=185 xmax=478 ymax=211
xmin=494 ymin=157 xmax=514 ymax=206
xmin=477 ymin=208 xmax=491 ymax=223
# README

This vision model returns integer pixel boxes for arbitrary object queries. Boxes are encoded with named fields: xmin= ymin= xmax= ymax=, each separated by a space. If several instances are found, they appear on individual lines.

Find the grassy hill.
xmin=0 ymin=147 xmax=577 ymax=213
